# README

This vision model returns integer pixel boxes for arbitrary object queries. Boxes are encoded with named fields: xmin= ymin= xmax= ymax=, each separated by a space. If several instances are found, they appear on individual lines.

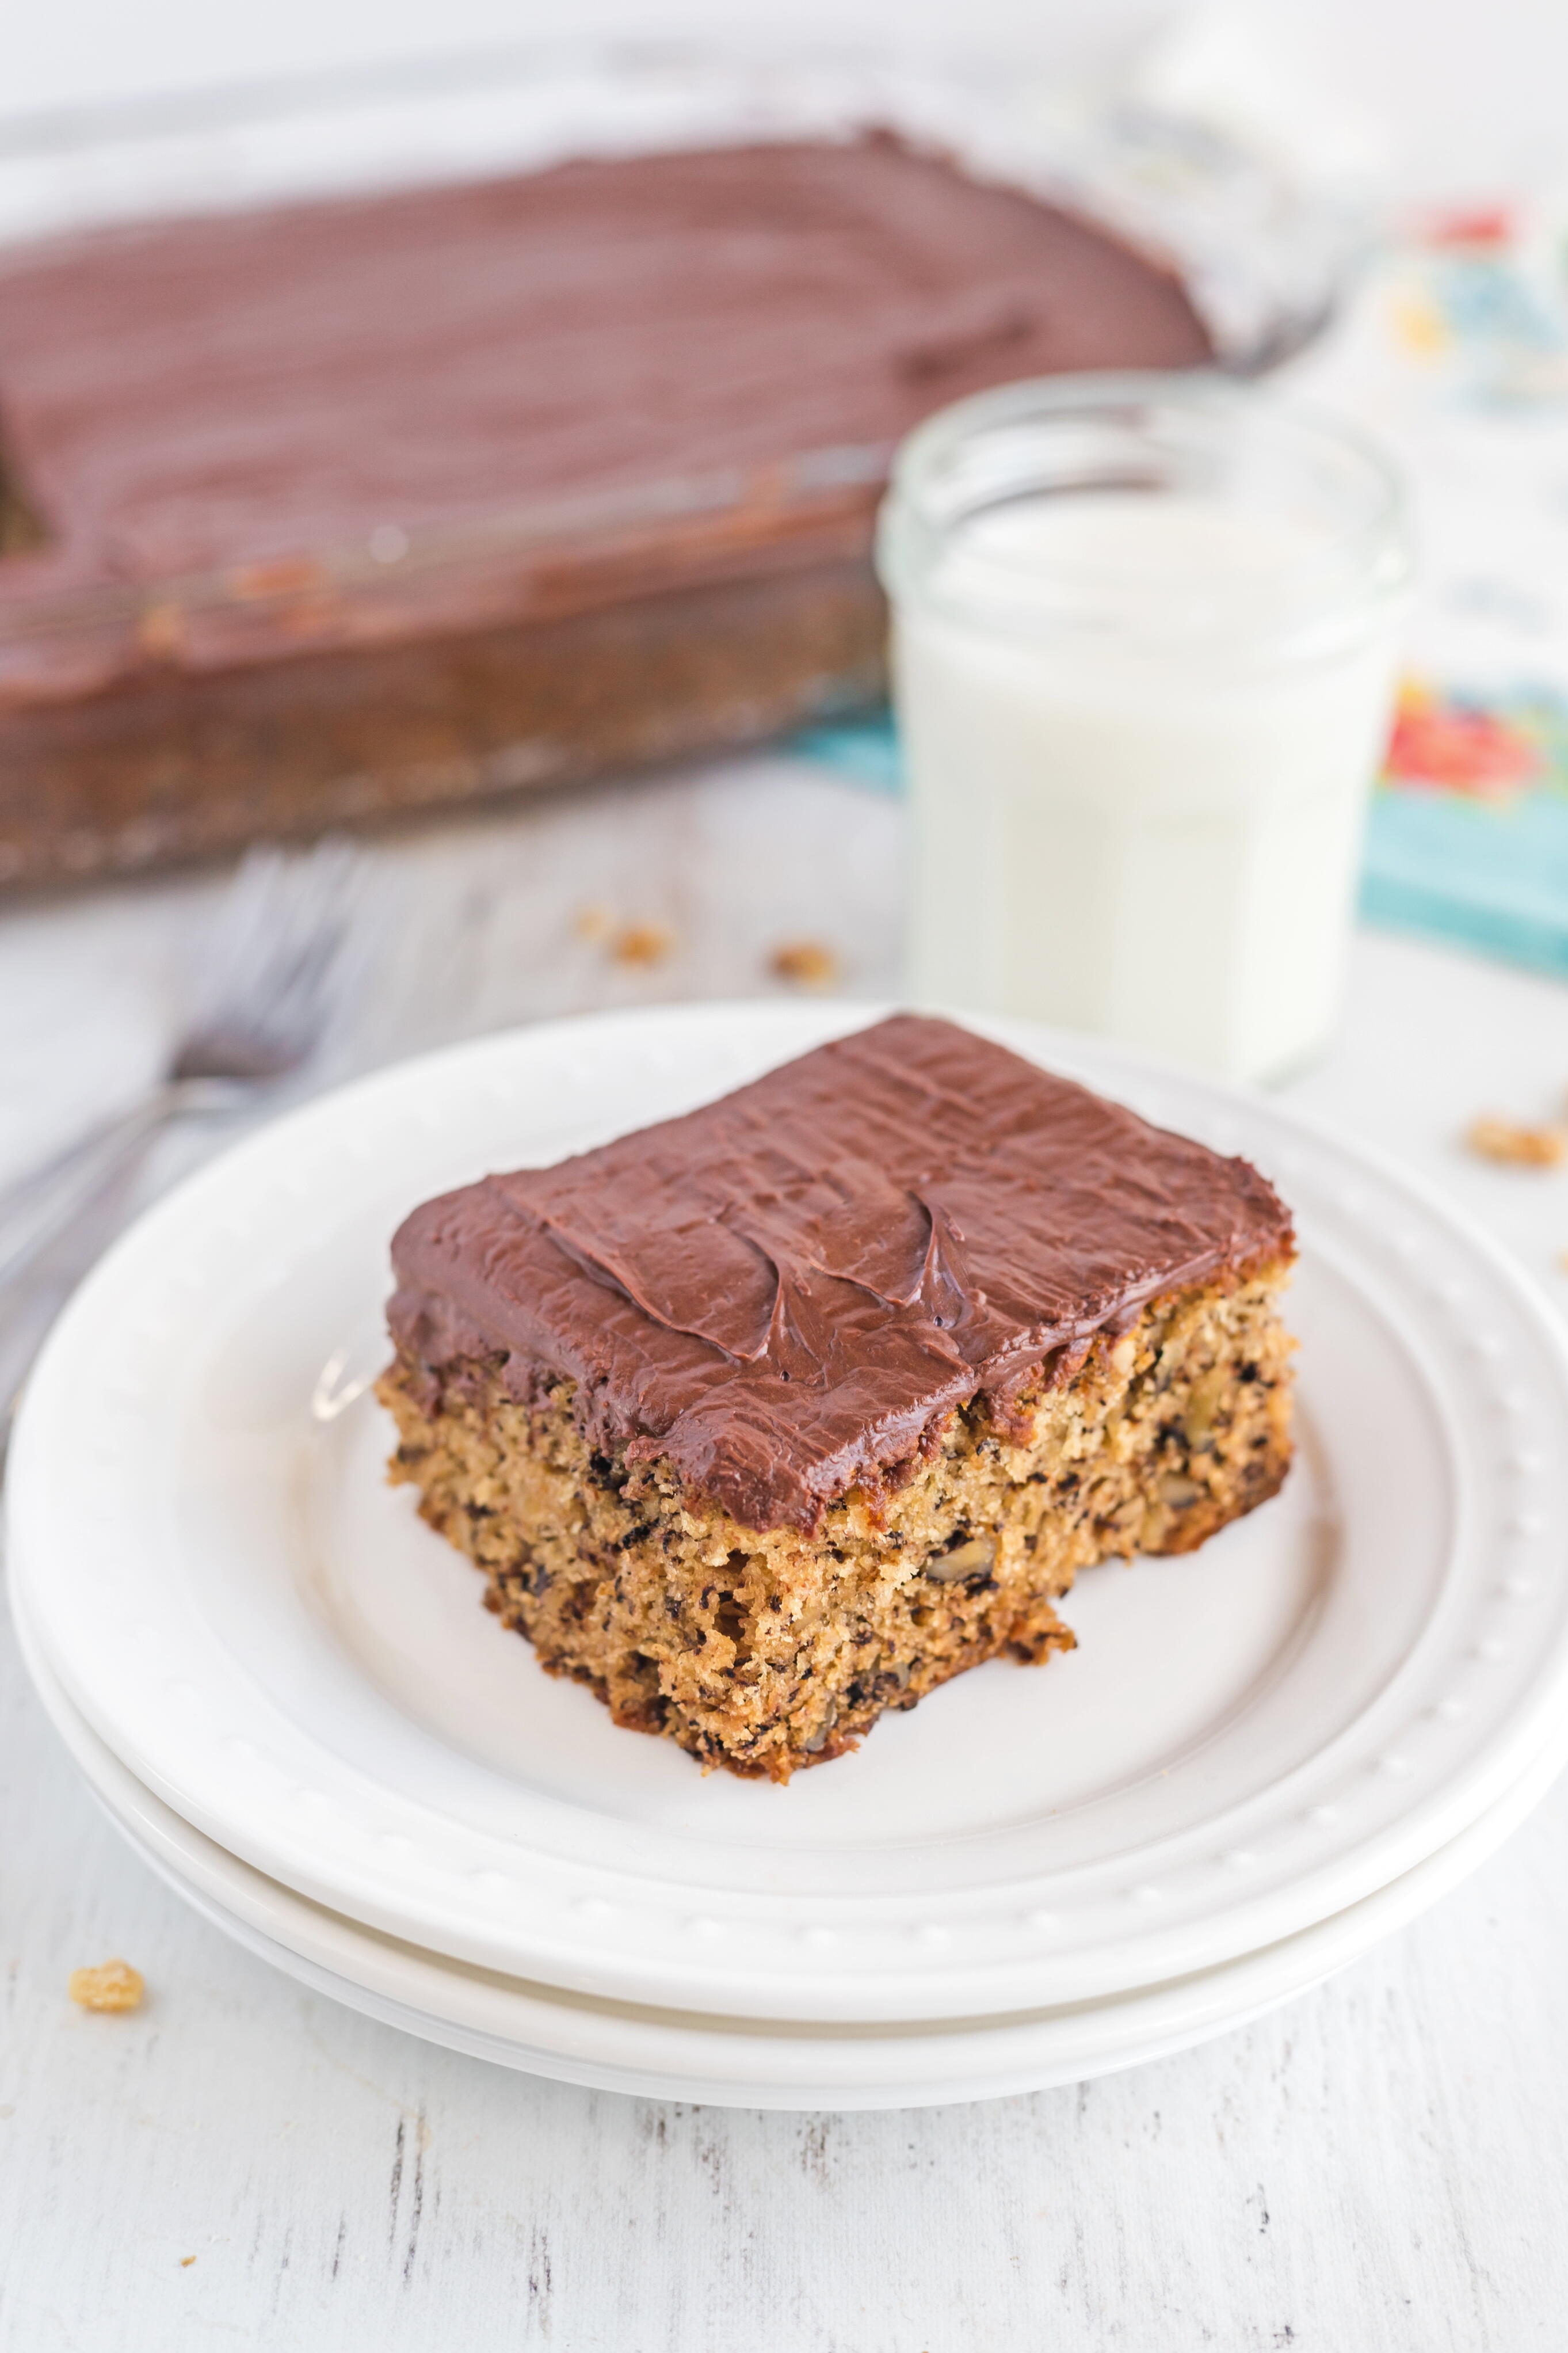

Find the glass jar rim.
xmin=876 ymin=371 xmax=1413 ymax=660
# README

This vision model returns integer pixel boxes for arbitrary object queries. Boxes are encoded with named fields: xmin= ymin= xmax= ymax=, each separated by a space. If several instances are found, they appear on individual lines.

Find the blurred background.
xmin=9 ymin=0 xmax=1568 ymax=203
xmin=6 ymin=0 xmax=1568 ymax=1370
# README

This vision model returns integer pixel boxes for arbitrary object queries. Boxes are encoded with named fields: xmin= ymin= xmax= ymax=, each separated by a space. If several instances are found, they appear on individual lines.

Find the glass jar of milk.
xmin=877 ymin=375 xmax=1412 ymax=1085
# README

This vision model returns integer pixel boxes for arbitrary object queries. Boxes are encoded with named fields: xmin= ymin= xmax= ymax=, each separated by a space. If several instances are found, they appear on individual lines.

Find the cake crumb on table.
xmin=180 ymin=2257 xmax=197 ymax=2269
xmin=768 ymin=938 xmax=840 ymax=988
xmin=68 ymin=1959 xmax=144 ymax=2012
xmin=609 ymin=920 xmax=675 ymax=966
xmin=1465 ymin=1116 xmax=1567 ymax=1167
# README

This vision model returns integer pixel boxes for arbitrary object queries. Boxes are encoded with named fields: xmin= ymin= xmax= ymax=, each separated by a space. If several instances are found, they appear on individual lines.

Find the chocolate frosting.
xmin=388 ymin=1015 xmax=1292 ymax=1533
xmin=0 ymin=138 xmax=1210 ymax=671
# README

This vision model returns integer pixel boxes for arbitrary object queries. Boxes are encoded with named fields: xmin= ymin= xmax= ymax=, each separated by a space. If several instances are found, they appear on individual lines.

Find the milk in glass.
xmin=878 ymin=380 xmax=1411 ymax=1084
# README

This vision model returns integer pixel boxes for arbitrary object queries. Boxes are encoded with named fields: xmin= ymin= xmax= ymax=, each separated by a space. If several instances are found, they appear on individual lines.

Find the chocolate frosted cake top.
xmin=388 ymin=1015 xmax=1292 ymax=1533
xmin=0 ymin=139 xmax=1209 ymax=602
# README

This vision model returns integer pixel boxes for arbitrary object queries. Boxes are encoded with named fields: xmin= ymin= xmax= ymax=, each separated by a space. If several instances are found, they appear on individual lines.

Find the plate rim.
xmin=14 ymin=1567 xmax=1565 ymax=2111
xmin=12 ymin=997 xmax=1568 ymax=2021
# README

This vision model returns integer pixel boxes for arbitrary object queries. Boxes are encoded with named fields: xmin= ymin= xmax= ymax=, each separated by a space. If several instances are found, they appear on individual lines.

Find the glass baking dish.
xmin=0 ymin=40 xmax=1355 ymax=888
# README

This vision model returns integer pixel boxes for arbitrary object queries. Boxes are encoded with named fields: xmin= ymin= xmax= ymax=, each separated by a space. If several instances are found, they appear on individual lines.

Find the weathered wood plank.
xmin=3 ymin=753 xmax=1567 ymax=2352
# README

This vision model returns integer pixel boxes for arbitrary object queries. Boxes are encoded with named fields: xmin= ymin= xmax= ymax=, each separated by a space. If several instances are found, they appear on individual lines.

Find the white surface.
xmin=14 ymin=1566 xmax=1566 ymax=2112
xmin=5 ymin=0 xmax=1568 ymax=207
xmin=4 ymin=757 xmax=1568 ymax=2345
xmin=0 ymin=41 xmax=1179 ymax=249
xmin=0 ymin=3 xmax=1172 ymax=131
xmin=15 ymin=1001 xmax=1568 ymax=2023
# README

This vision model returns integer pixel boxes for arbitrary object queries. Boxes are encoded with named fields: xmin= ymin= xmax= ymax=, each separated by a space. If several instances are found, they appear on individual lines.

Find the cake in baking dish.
xmin=377 ymin=1015 xmax=1295 ymax=1780
xmin=0 ymin=137 xmax=1211 ymax=888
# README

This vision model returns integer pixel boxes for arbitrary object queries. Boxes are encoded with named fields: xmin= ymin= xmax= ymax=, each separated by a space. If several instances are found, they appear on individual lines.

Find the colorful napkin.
xmin=797 ymin=204 xmax=1568 ymax=983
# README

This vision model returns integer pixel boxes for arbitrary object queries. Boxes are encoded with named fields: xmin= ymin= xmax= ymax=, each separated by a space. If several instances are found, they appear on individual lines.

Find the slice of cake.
xmin=378 ymin=1015 xmax=1295 ymax=1779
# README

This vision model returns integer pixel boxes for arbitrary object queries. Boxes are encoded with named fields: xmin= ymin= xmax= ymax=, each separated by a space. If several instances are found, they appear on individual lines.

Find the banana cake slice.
xmin=378 ymin=1014 xmax=1295 ymax=1779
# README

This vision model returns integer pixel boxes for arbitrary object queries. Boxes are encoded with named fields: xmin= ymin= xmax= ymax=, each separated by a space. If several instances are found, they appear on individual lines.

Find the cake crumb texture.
xmin=379 ymin=1259 xmax=1292 ymax=1780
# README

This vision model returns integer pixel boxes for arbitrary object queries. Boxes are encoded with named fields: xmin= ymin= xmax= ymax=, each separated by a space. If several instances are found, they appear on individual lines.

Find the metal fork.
xmin=0 ymin=839 xmax=358 ymax=1419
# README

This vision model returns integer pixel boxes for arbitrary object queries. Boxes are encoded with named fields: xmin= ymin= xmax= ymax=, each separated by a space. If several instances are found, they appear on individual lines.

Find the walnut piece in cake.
xmin=68 ymin=1959 xmax=144 ymax=2012
xmin=1466 ymin=1115 xmax=1567 ymax=1168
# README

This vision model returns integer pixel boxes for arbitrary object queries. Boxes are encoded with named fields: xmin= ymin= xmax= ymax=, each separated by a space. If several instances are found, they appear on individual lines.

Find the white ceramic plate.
xmin=15 ymin=1571 xmax=1563 ymax=2111
xmin=12 ymin=1003 xmax=1568 ymax=2023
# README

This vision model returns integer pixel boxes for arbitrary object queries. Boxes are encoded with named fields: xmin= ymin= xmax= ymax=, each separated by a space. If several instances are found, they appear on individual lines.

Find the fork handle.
xmin=0 ymin=1088 xmax=190 ymax=1444
xmin=0 ymin=1085 xmax=181 ymax=1298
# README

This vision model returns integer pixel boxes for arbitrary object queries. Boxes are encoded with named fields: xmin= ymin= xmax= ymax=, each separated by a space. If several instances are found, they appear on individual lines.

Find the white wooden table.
xmin=3 ymin=752 xmax=1567 ymax=2352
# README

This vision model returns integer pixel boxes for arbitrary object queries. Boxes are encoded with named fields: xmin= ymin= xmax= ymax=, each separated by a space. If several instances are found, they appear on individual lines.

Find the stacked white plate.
xmin=12 ymin=1003 xmax=1568 ymax=2111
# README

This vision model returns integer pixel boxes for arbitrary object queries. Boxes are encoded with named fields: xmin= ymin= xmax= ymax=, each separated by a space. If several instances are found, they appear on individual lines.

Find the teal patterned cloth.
xmin=1364 ymin=716 xmax=1568 ymax=978
xmin=795 ymin=206 xmax=1568 ymax=988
